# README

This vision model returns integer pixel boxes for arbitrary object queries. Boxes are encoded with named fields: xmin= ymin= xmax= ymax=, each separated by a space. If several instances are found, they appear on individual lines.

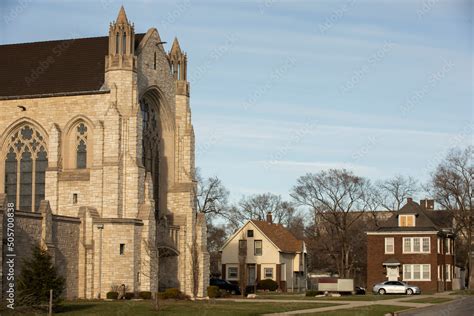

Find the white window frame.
xmin=402 ymin=237 xmax=430 ymax=254
xmin=264 ymin=268 xmax=273 ymax=279
xmin=437 ymin=265 xmax=440 ymax=281
xmin=437 ymin=238 xmax=441 ymax=254
xmin=445 ymin=239 xmax=451 ymax=254
xmin=254 ymin=240 xmax=263 ymax=256
xmin=228 ymin=267 xmax=238 ymax=279
xmin=385 ymin=237 xmax=395 ymax=254
xmin=403 ymin=264 xmax=431 ymax=281
xmin=445 ymin=264 xmax=451 ymax=281
xmin=399 ymin=214 xmax=415 ymax=227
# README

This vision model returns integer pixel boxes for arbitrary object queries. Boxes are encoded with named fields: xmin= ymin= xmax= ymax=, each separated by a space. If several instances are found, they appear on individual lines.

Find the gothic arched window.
xmin=140 ymin=98 xmax=160 ymax=210
xmin=76 ymin=123 xmax=88 ymax=169
xmin=4 ymin=124 xmax=48 ymax=212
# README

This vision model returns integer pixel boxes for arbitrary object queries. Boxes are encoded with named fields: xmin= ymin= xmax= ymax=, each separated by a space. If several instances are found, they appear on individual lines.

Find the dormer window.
xmin=399 ymin=214 xmax=415 ymax=227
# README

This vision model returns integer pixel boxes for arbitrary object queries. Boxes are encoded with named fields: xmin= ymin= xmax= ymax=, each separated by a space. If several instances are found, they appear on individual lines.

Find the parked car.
xmin=372 ymin=281 xmax=421 ymax=295
xmin=355 ymin=286 xmax=366 ymax=295
xmin=210 ymin=278 xmax=241 ymax=295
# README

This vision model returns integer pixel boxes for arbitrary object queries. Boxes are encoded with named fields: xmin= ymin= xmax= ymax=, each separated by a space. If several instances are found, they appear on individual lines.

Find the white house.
xmin=220 ymin=213 xmax=307 ymax=292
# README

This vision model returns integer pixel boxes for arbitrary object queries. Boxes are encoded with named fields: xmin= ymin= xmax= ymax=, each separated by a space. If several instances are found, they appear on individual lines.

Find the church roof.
xmin=0 ymin=33 xmax=145 ymax=98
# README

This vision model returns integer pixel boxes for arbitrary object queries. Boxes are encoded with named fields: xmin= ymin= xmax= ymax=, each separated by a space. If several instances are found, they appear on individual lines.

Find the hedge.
xmin=257 ymin=279 xmax=278 ymax=291
xmin=207 ymin=286 xmax=220 ymax=298
xmin=139 ymin=291 xmax=152 ymax=300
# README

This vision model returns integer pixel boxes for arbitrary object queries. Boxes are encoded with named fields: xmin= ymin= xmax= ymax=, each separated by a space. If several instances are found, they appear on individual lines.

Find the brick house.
xmin=220 ymin=213 xmax=307 ymax=292
xmin=367 ymin=198 xmax=455 ymax=293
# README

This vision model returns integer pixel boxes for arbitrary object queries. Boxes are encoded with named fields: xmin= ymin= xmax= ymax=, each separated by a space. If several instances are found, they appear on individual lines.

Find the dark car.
xmin=355 ymin=286 xmax=366 ymax=295
xmin=210 ymin=278 xmax=241 ymax=295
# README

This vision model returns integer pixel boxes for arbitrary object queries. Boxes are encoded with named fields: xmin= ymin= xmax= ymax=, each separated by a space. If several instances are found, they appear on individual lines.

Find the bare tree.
xmin=207 ymin=223 xmax=227 ymax=277
xmin=228 ymin=193 xmax=296 ymax=230
xmin=377 ymin=175 xmax=418 ymax=211
xmin=429 ymin=147 xmax=473 ymax=288
xmin=196 ymin=169 xmax=230 ymax=220
xmin=291 ymin=169 xmax=372 ymax=278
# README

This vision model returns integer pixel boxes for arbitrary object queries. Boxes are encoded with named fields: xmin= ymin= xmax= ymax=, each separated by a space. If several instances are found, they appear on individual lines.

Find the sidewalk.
xmin=221 ymin=294 xmax=459 ymax=316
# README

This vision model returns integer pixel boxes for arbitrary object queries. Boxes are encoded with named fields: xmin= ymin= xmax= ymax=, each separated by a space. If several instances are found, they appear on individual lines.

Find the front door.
xmin=248 ymin=265 xmax=256 ymax=286
xmin=387 ymin=266 xmax=399 ymax=281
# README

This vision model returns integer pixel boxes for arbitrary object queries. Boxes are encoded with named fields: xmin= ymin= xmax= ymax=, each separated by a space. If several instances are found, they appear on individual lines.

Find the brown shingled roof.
xmin=375 ymin=200 xmax=453 ymax=232
xmin=252 ymin=220 xmax=303 ymax=253
xmin=0 ymin=34 xmax=145 ymax=97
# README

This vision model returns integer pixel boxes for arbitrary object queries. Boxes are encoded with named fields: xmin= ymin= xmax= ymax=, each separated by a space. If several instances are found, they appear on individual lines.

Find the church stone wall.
xmin=0 ymin=194 xmax=80 ymax=300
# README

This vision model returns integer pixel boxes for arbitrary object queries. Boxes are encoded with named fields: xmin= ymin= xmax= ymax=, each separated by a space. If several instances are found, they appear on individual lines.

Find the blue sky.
xmin=1 ymin=0 xmax=472 ymax=201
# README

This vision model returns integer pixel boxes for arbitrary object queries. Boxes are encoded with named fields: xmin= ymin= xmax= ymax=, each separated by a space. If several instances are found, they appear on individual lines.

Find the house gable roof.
xmin=220 ymin=220 xmax=304 ymax=254
xmin=252 ymin=220 xmax=304 ymax=253
xmin=374 ymin=199 xmax=453 ymax=233
xmin=0 ymin=33 xmax=145 ymax=98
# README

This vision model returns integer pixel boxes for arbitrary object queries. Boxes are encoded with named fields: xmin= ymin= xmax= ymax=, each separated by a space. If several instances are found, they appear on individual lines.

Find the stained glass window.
xmin=3 ymin=124 xmax=47 ymax=212
xmin=140 ymin=99 xmax=160 ymax=212
xmin=76 ymin=123 xmax=88 ymax=169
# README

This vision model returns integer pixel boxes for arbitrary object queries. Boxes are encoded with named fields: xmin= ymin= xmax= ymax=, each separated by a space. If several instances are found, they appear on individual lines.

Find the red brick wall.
xmin=367 ymin=233 xmax=454 ymax=293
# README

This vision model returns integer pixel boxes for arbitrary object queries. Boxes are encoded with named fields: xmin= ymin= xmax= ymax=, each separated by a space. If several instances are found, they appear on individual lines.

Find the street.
xmin=399 ymin=296 xmax=474 ymax=316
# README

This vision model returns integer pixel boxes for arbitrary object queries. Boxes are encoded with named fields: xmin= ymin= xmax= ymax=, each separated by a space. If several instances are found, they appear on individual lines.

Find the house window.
xmin=228 ymin=267 xmax=238 ymax=279
xmin=445 ymin=239 xmax=451 ymax=254
xmin=399 ymin=215 xmax=415 ymax=227
xmin=437 ymin=238 xmax=441 ymax=254
xmin=437 ymin=265 xmax=440 ymax=281
xmin=4 ymin=124 xmax=48 ymax=212
xmin=247 ymin=230 xmax=254 ymax=238
xmin=403 ymin=237 xmax=430 ymax=254
xmin=264 ymin=268 xmax=273 ymax=279
xmin=384 ymin=237 xmax=394 ymax=254
xmin=120 ymin=243 xmax=125 ymax=255
xmin=446 ymin=264 xmax=451 ymax=281
xmin=403 ymin=264 xmax=431 ymax=281
xmin=422 ymin=237 xmax=430 ymax=252
xmin=254 ymin=240 xmax=262 ymax=256
xmin=73 ymin=193 xmax=78 ymax=204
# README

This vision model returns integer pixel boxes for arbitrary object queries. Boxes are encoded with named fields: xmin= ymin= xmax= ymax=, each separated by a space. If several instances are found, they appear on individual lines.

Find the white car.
xmin=372 ymin=281 xmax=421 ymax=295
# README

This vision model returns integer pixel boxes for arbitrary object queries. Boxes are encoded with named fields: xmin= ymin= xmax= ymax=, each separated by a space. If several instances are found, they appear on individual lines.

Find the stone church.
xmin=0 ymin=7 xmax=209 ymax=298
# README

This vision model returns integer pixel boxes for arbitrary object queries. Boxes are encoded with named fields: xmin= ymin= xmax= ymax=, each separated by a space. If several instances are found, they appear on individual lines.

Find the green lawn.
xmin=401 ymin=297 xmax=453 ymax=304
xmin=257 ymin=294 xmax=407 ymax=301
xmin=2 ymin=300 xmax=338 ymax=316
xmin=450 ymin=289 xmax=474 ymax=296
xmin=305 ymin=304 xmax=410 ymax=316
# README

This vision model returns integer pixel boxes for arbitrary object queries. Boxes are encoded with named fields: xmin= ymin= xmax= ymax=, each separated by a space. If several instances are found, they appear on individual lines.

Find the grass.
xmin=450 ymin=289 xmax=474 ymax=295
xmin=257 ymin=294 xmax=407 ymax=301
xmin=305 ymin=304 xmax=411 ymax=316
xmin=401 ymin=297 xmax=453 ymax=304
xmin=1 ymin=300 xmax=338 ymax=316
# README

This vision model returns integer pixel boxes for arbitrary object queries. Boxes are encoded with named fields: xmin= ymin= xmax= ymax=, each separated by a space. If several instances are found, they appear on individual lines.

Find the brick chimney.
xmin=420 ymin=199 xmax=435 ymax=210
xmin=407 ymin=197 xmax=413 ymax=203
xmin=266 ymin=212 xmax=273 ymax=224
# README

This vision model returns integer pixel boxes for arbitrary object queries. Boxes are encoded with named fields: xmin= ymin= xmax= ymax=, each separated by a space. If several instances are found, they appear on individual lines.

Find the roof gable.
xmin=375 ymin=199 xmax=453 ymax=232
xmin=252 ymin=220 xmax=303 ymax=253
xmin=220 ymin=220 xmax=304 ymax=253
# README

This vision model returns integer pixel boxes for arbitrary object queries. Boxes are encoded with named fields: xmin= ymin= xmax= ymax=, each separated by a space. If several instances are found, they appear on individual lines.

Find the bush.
xmin=207 ymin=286 xmax=220 ymax=298
xmin=124 ymin=292 xmax=135 ymax=300
xmin=257 ymin=279 xmax=279 ymax=291
xmin=158 ymin=288 xmax=190 ymax=300
xmin=305 ymin=290 xmax=319 ymax=297
xmin=106 ymin=291 xmax=118 ymax=299
xmin=138 ymin=291 xmax=152 ymax=300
